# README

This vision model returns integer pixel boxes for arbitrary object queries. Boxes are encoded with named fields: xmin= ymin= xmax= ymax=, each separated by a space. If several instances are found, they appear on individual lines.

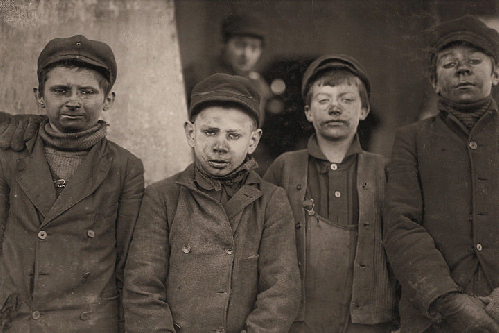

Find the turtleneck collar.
xmin=39 ymin=118 xmax=108 ymax=151
xmin=438 ymin=95 xmax=496 ymax=130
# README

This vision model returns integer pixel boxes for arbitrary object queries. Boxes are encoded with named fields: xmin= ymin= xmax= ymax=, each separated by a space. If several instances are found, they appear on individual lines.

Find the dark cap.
xmin=38 ymin=35 xmax=117 ymax=87
xmin=301 ymin=54 xmax=371 ymax=99
xmin=429 ymin=15 xmax=499 ymax=65
xmin=189 ymin=73 xmax=261 ymax=126
xmin=222 ymin=13 xmax=266 ymax=43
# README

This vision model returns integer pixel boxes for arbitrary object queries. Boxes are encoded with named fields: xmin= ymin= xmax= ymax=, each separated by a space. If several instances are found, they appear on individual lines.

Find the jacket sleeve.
xmin=123 ymin=182 xmax=175 ymax=333
xmin=0 ymin=154 xmax=9 ymax=256
xmin=116 ymin=156 xmax=144 ymax=332
xmin=245 ymin=186 xmax=301 ymax=333
xmin=383 ymin=127 xmax=459 ymax=315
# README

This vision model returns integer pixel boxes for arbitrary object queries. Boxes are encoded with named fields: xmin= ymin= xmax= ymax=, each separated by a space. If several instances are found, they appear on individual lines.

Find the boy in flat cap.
xmin=183 ymin=12 xmax=272 ymax=126
xmin=123 ymin=73 xmax=301 ymax=333
xmin=384 ymin=15 xmax=499 ymax=332
xmin=264 ymin=55 xmax=399 ymax=333
xmin=0 ymin=35 xmax=144 ymax=332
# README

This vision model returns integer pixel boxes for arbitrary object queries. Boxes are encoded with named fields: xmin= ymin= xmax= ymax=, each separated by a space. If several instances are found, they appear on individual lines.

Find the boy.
xmin=264 ymin=55 xmax=399 ymax=333
xmin=0 ymin=35 xmax=144 ymax=332
xmin=384 ymin=15 xmax=499 ymax=332
xmin=123 ymin=73 xmax=301 ymax=333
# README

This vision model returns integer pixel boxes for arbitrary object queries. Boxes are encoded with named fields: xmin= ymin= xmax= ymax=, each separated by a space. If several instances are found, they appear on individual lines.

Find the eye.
xmin=81 ymin=88 xmax=96 ymax=95
xmin=52 ymin=87 xmax=67 ymax=94
xmin=317 ymin=98 xmax=329 ymax=104
xmin=468 ymin=58 xmax=482 ymax=65
xmin=228 ymin=133 xmax=241 ymax=140
xmin=203 ymin=130 xmax=217 ymax=136
xmin=442 ymin=61 xmax=457 ymax=69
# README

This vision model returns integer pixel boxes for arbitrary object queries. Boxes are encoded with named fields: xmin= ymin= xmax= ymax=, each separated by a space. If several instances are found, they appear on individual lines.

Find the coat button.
xmin=215 ymin=329 xmax=225 ymax=333
xmin=80 ymin=312 xmax=91 ymax=320
xmin=83 ymin=272 xmax=91 ymax=278
xmin=469 ymin=141 xmax=478 ymax=150
xmin=87 ymin=230 xmax=95 ymax=238
xmin=330 ymin=164 xmax=338 ymax=170
xmin=182 ymin=245 xmax=191 ymax=254
xmin=32 ymin=311 xmax=40 ymax=320
xmin=334 ymin=191 xmax=341 ymax=198
xmin=477 ymin=243 xmax=483 ymax=251
xmin=38 ymin=230 xmax=47 ymax=240
xmin=296 ymin=184 xmax=302 ymax=190
xmin=225 ymin=248 xmax=234 ymax=255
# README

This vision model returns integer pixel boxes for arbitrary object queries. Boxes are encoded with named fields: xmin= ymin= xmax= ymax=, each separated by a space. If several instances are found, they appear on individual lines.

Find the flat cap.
xmin=301 ymin=54 xmax=370 ymax=99
xmin=38 ymin=35 xmax=117 ymax=87
xmin=222 ymin=13 xmax=266 ymax=42
xmin=189 ymin=73 xmax=261 ymax=126
xmin=429 ymin=15 xmax=499 ymax=64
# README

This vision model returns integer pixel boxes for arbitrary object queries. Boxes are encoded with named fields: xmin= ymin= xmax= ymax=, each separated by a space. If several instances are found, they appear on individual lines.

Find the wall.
xmin=0 ymin=0 xmax=192 ymax=185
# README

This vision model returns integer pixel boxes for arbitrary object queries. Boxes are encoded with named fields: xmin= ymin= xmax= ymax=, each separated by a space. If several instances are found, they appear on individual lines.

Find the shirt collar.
xmin=307 ymin=133 xmax=362 ymax=173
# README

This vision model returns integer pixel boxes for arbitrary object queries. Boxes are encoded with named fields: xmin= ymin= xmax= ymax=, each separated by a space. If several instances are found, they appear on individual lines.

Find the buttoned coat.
xmin=0 ymin=133 xmax=144 ymax=332
xmin=123 ymin=163 xmax=301 ymax=333
xmin=263 ymin=149 xmax=399 ymax=325
xmin=384 ymin=107 xmax=499 ymax=332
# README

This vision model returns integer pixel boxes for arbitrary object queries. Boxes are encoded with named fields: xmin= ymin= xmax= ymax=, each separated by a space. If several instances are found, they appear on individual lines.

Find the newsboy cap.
xmin=301 ymin=54 xmax=371 ymax=100
xmin=189 ymin=73 xmax=261 ymax=126
xmin=429 ymin=15 xmax=499 ymax=65
xmin=38 ymin=35 xmax=117 ymax=87
xmin=222 ymin=13 xmax=266 ymax=43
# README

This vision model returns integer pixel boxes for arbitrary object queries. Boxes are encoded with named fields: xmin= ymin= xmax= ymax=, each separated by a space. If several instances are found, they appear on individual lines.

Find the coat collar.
xmin=176 ymin=163 xmax=262 ymax=234
xmin=16 ymin=134 xmax=112 ymax=226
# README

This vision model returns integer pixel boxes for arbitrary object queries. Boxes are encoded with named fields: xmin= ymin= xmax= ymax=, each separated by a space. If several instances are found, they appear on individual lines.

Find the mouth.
xmin=323 ymin=119 xmax=346 ymax=126
xmin=61 ymin=114 xmax=85 ymax=120
xmin=208 ymin=159 xmax=230 ymax=169
xmin=455 ymin=82 xmax=475 ymax=89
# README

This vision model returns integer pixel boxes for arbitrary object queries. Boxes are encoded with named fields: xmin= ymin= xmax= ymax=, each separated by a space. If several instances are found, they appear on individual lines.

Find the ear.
xmin=103 ymin=92 xmax=116 ymax=112
xmin=359 ymin=105 xmax=370 ymax=121
xmin=184 ymin=121 xmax=196 ymax=148
xmin=431 ymin=77 xmax=440 ymax=94
xmin=492 ymin=65 xmax=499 ymax=87
xmin=33 ymin=88 xmax=45 ymax=108
xmin=304 ymin=105 xmax=313 ymax=123
xmin=247 ymin=128 xmax=262 ymax=155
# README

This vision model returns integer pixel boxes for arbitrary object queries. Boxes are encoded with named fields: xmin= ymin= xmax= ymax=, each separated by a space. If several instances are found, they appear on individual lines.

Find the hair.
xmin=430 ymin=41 xmax=497 ymax=83
xmin=304 ymin=69 xmax=369 ymax=110
xmin=191 ymin=101 xmax=258 ymax=130
xmin=38 ymin=59 xmax=112 ymax=97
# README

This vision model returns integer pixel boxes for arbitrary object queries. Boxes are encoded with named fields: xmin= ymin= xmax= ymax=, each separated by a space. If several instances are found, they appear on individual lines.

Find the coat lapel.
xmin=224 ymin=172 xmax=262 ymax=234
xmin=16 ymin=137 xmax=57 ymax=218
xmin=42 ymin=140 xmax=112 ymax=226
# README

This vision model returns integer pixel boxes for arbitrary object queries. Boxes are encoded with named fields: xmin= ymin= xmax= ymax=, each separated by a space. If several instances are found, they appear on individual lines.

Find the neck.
xmin=316 ymin=134 xmax=354 ymax=163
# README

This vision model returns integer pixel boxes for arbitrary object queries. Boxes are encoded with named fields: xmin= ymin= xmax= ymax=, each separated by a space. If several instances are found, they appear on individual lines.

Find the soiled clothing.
xmin=123 ymin=163 xmax=301 ymax=333
xmin=0 ymin=131 xmax=144 ymax=332
xmin=264 ymin=135 xmax=399 ymax=333
xmin=384 ymin=96 xmax=499 ymax=332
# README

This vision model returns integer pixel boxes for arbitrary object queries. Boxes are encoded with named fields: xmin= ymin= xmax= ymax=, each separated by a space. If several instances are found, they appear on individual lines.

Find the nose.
xmin=328 ymin=100 xmax=342 ymax=115
xmin=212 ymin=138 xmax=228 ymax=154
xmin=456 ymin=60 xmax=471 ymax=75
xmin=66 ymin=90 xmax=82 ymax=108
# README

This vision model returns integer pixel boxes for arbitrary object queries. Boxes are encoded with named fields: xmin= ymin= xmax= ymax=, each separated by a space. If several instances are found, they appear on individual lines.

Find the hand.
xmin=479 ymin=288 xmax=499 ymax=324
xmin=434 ymin=293 xmax=499 ymax=332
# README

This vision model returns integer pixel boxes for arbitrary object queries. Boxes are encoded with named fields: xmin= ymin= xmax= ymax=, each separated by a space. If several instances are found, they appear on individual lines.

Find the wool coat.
xmin=0 ymin=133 xmax=144 ymax=332
xmin=123 ymin=163 xmax=301 ymax=333
xmin=264 ymin=149 xmax=399 ymax=326
xmin=384 ymin=105 xmax=499 ymax=332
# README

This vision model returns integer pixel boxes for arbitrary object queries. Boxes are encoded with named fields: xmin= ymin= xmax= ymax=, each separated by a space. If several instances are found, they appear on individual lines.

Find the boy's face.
xmin=305 ymin=82 xmax=368 ymax=143
xmin=185 ymin=106 xmax=262 ymax=177
xmin=433 ymin=44 xmax=499 ymax=103
xmin=34 ymin=66 xmax=114 ymax=133
xmin=224 ymin=36 xmax=263 ymax=75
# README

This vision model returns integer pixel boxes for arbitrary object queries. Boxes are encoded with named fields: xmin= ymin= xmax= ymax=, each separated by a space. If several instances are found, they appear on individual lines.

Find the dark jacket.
xmin=384 ymin=106 xmax=499 ymax=332
xmin=264 ymin=149 xmax=398 ymax=325
xmin=123 ymin=163 xmax=301 ymax=333
xmin=0 ymin=134 xmax=144 ymax=332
